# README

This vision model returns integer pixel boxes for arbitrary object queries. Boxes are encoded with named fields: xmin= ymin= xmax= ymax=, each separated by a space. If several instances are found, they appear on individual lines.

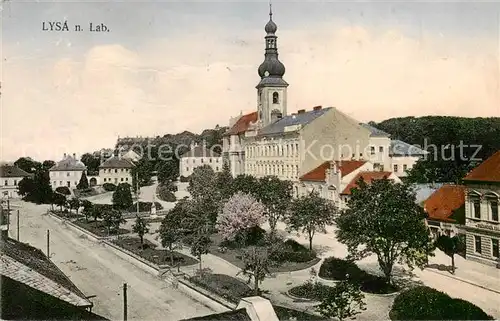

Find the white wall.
xmin=49 ymin=170 xmax=85 ymax=190
xmin=99 ymin=168 xmax=133 ymax=185
xmin=180 ymin=156 xmax=223 ymax=177
xmin=367 ymin=137 xmax=391 ymax=171
xmin=390 ymin=155 xmax=420 ymax=177
xmin=0 ymin=177 xmax=24 ymax=198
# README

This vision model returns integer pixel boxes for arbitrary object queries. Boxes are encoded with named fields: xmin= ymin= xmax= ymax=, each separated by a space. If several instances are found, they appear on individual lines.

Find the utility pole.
xmin=46 ymin=230 xmax=50 ymax=258
xmin=16 ymin=210 xmax=19 ymax=241
xmin=123 ymin=283 xmax=128 ymax=321
xmin=136 ymin=172 xmax=139 ymax=215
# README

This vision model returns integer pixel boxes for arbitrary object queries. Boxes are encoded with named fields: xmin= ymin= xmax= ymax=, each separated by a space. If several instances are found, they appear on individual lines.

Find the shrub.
xmin=289 ymin=282 xmax=334 ymax=301
xmin=220 ymin=226 xmax=267 ymax=248
xmin=270 ymin=239 xmax=317 ymax=263
xmin=390 ymin=286 xmax=493 ymax=320
xmin=179 ymin=175 xmax=190 ymax=183
xmin=103 ymin=183 xmax=116 ymax=192
xmin=360 ymin=274 xmax=398 ymax=294
xmin=319 ymin=257 xmax=365 ymax=281
xmin=157 ymin=184 xmax=177 ymax=202
xmin=189 ymin=273 xmax=253 ymax=304
xmin=55 ymin=186 xmax=71 ymax=195
xmin=127 ymin=201 xmax=164 ymax=212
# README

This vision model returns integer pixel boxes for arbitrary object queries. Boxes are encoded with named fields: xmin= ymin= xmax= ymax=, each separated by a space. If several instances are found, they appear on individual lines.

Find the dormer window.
xmin=273 ymin=92 xmax=279 ymax=104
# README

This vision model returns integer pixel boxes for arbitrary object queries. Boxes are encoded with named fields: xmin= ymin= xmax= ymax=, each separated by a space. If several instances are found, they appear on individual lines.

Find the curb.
xmin=426 ymin=268 xmax=500 ymax=295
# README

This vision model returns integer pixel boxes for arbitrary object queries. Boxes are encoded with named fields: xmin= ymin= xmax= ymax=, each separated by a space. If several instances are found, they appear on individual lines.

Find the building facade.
xmin=222 ymin=7 xmax=428 ymax=192
xmin=49 ymin=154 xmax=87 ymax=190
xmin=98 ymin=157 xmax=135 ymax=185
xmin=462 ymin=151 xmax=500 ymax=267
xmin=179 ymin=143 xmax=223 ymax=178
xmin=0 ymin=165 xmax=32 ymax=199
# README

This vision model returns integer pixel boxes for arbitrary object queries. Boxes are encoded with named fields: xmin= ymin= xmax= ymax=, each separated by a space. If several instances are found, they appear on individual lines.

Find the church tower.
xmin=256 ymin=3 xmax=288 ymax=127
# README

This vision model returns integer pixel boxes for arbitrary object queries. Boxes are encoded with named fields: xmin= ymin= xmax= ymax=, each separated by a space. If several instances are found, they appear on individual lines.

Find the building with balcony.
xmin=463 ymin=150 xmax=500 ymax=267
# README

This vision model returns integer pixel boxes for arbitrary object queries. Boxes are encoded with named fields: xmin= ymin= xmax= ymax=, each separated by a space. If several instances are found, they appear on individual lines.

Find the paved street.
xmin=7 ymin=201 xmax=216 ymax=321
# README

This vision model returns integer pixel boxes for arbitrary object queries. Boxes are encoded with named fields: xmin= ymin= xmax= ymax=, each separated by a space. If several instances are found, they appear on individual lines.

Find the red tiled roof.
xmin=341 ymin=171 xmax=393 ymax=195
xmin=299 ymin=160 xmax=367 ymax=182
xmin=424 ymin=185 xmax=465 ymax=223
xmin=463 ymin=150 xmax=500 ymax=183
xmin=225 ymin=112 xmax=258 ymax=136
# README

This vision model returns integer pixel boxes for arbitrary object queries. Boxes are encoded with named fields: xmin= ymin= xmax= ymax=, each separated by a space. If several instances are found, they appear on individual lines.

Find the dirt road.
xmin=8 ymin=201 xmax=216 ymax=321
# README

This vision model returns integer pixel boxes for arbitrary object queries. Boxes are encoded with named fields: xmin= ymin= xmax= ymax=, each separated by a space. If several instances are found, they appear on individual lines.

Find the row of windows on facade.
xmin=185 ymin=166 xmax=220 ymax=172
xmin=470 ymin=196 xmax=499 ymax=222
xmin=246 ymin=143 xmax=300 ymax=158
xmin=53 ymin=181 xmax=78 ymax=187
xmin=101 ymin=168 xmax=130 ymax=173
xmin=185 ymin=158 xmax=220 ymax=164
xmin=3 ymin=180 xmax=18 ymax=186
xmin=103 ymin=177 xmax=129 ymax=183
xmin=246 ymin=163 xmax=300 ymax=179
xmin=370 ymin=146 xmax=385 ymax=155
xmin=50 ymin=171 xmax=82 ymax=177
xmin=474 ymin=236 xmax=500 ymax=258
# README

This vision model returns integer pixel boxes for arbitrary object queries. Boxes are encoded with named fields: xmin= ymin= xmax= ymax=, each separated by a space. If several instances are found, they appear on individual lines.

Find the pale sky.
xmin=1 ymin=1 xmax=500 ymax=162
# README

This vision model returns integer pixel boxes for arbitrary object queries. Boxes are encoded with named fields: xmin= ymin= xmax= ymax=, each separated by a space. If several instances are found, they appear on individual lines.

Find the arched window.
xmin=273 ymin=92 xmax=279 ymax=104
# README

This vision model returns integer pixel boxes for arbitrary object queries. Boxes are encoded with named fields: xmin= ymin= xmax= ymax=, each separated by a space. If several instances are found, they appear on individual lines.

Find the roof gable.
xmin=299 ymin=160 xmax=367 ymax=182
xmin=225 ymin=112 xmax=258 ymax=136
xmin=463 ymin=150 xmax=500 ymax=183
xmin=341 ymin=171 xmax=394 ymax=195
xmin=424 ymin=185 xmax=465 ymax=223
xmin=258 ymin=107 xmax=331 ymax=136
xmin=50 ymin=157 xmax=86 ymax=172
xmin=360 ymin=123 xmax=390 ymax=137
xmin=0 ymin=165 xmax=31 ymax=178
xmin=390 ymin=140 xmax=428 ymax=156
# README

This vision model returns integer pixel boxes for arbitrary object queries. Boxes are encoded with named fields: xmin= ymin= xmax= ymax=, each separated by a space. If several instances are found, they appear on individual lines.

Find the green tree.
xmin=14 ymin=157 xmax=40 ymax=173
xmin=77 ymin=172 xmax=89 ymax=190
xmin=91 ymin=204 xmax=104 ymax=227
xmin=52 ymin=193 xmax=67 ymax=212
xmin=80 ymin=153 xmax=101 ymax=175
xmin=435 ymin=235 xmax=463 ymax=274
xmin=132 ymin=215 xmax=150 ymax=248
xmin=336 ymin=178 xmax=435 ymax=285
xmin=316 ymin=280 xmax=366 ymax=321
xmin=158 ymin=206 xmax=184 ymax=265
xmin=81 ymin=199 xmax=93 ymax=222
xmin=286 ymin=191 xmax=336 ymax=250
xmin=238 ymin=246 xmax=276 ymax=295
xmin=102 ymin=207 xmax=125 ymax=235
xmin=232 ymin=174 xmax=260 ymax=196
xmin=131 ymin=158 xmax=153 ymax=192
xmin=42 ymin=160 xmax=56 ymax=171
xmin=257 ymin=176 xmax=293 ymax=235
xmin=191 ymin=233 xmax=211 ymax=271
xmin=215 ymin=160 xmax=233 ymax=202
xmin=112 ymin=183 xmax=133 ymax=211
xmin=156 ymin=159 xmax=179 ymax=185
xmin=67 ymin=198 xmax=81 ymax=214
xmin=187 ymin=165 xmax=221 ymax=224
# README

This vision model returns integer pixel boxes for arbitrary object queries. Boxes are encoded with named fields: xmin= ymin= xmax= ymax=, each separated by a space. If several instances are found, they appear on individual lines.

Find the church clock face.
xmin=264 ymin=71 xmax=270 ymax=77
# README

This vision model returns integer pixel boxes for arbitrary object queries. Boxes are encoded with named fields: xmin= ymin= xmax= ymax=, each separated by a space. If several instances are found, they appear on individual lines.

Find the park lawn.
xmin=73 ymin=219 xmax=130 ymax=237
xmin=209 ymin=234 xmax=320 ymax=273
xmin=188 ymin=273 xmax=253 ymax=304
xmin=112 ymin=237 xmax=197 ymax=267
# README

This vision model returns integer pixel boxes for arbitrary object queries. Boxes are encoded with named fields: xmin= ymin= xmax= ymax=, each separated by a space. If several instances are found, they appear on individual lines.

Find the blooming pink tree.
xmin=217 ymin=192 xmax=266 ymax=241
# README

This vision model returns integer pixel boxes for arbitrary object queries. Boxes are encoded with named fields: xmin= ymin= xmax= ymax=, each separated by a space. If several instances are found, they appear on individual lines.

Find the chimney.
xmin=63 ymin=153 xmax=67 ymax=159
xmin=73 ymin=153 xmax=76 ymax=159
xmin=236 ymin=297 xmax=279 ymax=321
xmin=297 ymin=109 xmax=305 ymax=114
xmin=313 ymin=105 xmax=322 ymax=111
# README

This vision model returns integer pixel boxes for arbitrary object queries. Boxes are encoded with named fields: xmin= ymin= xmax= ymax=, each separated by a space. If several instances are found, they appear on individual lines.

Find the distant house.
xmin=99 ymin=157 xmax=135 ymax=186
xmin=49 ymin=154 xmax=87 ymax=190
xmin=423 ymin=184 xmax=466 ymax=240
xmin=0 ymin=235 xmax=107 ymax=320
xmin=299 ymin=160 xmax=401 ymax=209
xmin=0 ymin=165 xmax=32 ymax=199
xmin=462 ymin=150 xmax=500 ymax=267
xmin=179 ymin=142 xmax=223 ymax=178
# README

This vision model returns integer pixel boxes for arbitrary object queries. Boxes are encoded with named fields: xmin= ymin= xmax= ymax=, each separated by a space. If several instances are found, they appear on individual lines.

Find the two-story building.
xmin=463 ymin=150 xmax=500 ymax=267
xmin=49 ymin=154 xmax=87 ymax=190
xmin=179 ymin=143 xmax=223 ymax=178
xmin=0 ymin=165 xmax=32 ymax=199
xmin=99 ymin=157 xmax=135 ymax=186
xmin=298 ymin=160 xmax=401 ymax=209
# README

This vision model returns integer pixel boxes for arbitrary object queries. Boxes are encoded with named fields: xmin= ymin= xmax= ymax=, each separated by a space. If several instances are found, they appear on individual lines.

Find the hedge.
xmin=157 ymin=184 xmax=177 ymax=202
xmin=389 ymin=286 xmax=494 ymax=320
xmin=55 ymin=186 xmax=71 ymax=195
xmin=102 ymin=183 xmax=116 ymax=192
xmin=270 ymin=239 xmax=317 ymax=263
xmin=127 ymin=201 xmax=164 ymax=212
xmin=318 ymin=257 xmax=365 ymax=281
xmin=179 ymin=175 xmax=190 ymax=183
xmin=289 ymin=282 xmax=334 ymax=301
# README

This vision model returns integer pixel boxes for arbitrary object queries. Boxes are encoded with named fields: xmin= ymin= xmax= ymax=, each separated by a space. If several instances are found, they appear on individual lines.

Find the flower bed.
xmin=51 ymin=210 xmax=83 ymax=220
xmin=188 ymin=273 xmax=253 ymax=304
xmin=73 ymin=219 xmax=130 ymax=237
xmin=112 ymin=237 xmax=197 ymax=267
xmin=288 ymin=282 xmax=335 ymax=301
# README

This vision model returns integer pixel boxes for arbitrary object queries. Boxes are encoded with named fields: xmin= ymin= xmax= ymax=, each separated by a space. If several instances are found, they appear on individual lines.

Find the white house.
xmin=0 ymin=165 xmax=33 ymax=199
xmin=179 ymin=143 xmax=223 ymax=178
xmin=299 ymin=160 xmax=401 ymax=209
xmin=49 ymin=154 xmax=87 ymax=190
xmin=99 ymin=157 xmax=135 ymax=186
